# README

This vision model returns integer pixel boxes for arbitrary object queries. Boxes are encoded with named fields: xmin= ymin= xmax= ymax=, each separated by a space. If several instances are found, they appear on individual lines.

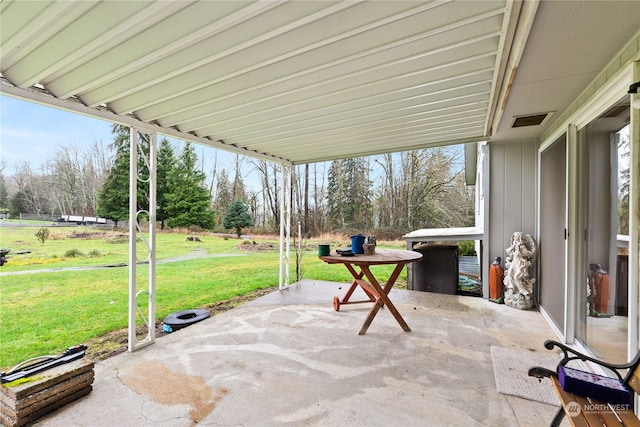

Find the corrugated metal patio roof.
xmin=2 ymin=1 xmax=639 ymax=164
xmin=0 ymin=0 xmax=518 ymax=164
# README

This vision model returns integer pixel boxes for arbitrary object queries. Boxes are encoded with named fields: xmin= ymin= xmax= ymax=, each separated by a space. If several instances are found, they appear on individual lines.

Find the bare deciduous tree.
xmin=4 ymin=136 xmax=474 ymax=234
xmin=251 ymin=159 xmax=280 ymax=230
xmin=45 ymin=140 xmax=110 ymax=215
xmin=11 ymin=161 xmax=49 ymax=215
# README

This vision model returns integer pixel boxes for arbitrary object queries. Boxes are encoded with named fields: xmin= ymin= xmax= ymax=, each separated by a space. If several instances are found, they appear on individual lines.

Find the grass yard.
xmin=0 ymin=225 xmax=408 ymax=368
xmin=0 ymin=225 xmax=243 ymax=270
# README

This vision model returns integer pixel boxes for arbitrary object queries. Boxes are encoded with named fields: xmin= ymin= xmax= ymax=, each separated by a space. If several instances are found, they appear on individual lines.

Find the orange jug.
xmin=489 ymin=257 xmax=504 ymax=303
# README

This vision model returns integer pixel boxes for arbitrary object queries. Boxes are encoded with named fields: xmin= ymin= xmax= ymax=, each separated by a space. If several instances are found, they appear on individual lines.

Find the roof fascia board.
xmin=485 ymin=0 xmax=540 ymax=137
xmin=292 ymin=134 xmax=485 ymax=165
xmin=0 ymin=80 xmax=292 ymax=166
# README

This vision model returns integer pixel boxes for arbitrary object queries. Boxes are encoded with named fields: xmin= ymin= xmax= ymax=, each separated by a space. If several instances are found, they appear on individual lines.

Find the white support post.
xmin=286 ymin=166 xmax=292 ymax=287
xmin=147 ymin=132 xmax=157 ymax=345
xmin=279 ymin=174 xmax=284 ymax=289
xmin=127 ymin=128 xmax=157 ymax=352
xmin=279 ymin=164 xmax=292 ymax=290
xmin=128 ymin=128 xmax=138 ymax=351
xmin=480 ymin=141 xmax=490 ymax=298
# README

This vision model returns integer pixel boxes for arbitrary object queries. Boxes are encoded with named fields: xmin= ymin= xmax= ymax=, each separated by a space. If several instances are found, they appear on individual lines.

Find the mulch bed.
xmin=85 ymin=287 xmax=277 ymax=362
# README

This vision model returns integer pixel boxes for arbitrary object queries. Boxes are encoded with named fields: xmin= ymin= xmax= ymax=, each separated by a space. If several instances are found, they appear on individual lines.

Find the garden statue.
xmin=503 ymin=232 xmax=537 ymax=310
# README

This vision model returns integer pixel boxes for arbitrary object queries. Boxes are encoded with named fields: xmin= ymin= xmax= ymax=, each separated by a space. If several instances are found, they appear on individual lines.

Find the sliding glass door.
xmin=575 ymin=97 xmax=630 ymax=363
xmin=539 ymin=135 xmax=567 ymax=334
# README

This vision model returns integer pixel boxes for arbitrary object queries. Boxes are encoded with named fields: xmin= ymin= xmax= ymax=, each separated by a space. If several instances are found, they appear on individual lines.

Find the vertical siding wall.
xmin=488 ymin=140 xmax=538 ymax=270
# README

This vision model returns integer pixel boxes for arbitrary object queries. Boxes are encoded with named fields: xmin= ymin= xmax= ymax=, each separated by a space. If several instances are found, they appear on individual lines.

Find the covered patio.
xmin=33 ymin=282 xmax=559 ymax=426
xmin=2 ymin=0 xmax=638 ymax=354
xmin=1 ymin=0 xmax=640 ymax=425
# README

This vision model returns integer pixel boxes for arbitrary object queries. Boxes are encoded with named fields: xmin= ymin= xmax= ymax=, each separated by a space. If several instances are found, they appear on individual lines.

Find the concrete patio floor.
xmin=33 ymin=280 xmax=563 ymax=426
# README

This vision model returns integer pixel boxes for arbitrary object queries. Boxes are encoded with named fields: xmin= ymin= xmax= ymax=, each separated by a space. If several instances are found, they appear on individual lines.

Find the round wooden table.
xmin=319 ymin=248 xmax=423 ymax=335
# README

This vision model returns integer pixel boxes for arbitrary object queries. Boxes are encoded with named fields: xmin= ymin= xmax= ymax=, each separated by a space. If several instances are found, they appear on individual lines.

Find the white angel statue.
xmin=503 ymin=232 xmax=537 ymax=310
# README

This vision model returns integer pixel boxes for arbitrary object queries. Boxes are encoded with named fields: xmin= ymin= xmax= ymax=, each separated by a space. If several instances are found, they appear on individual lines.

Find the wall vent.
xmin=511 ymin=112 xmax=553 ymax=128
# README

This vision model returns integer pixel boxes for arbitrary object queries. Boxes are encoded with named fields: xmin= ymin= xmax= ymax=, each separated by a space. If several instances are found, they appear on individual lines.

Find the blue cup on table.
xmin=350 ymin=234 xmax=365 ymax=254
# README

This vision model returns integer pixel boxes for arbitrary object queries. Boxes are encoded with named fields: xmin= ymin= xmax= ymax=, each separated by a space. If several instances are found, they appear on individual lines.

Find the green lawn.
xmin=0 ymin=225 xmax=243 ymax=270
xmin=0 ymin=225 xmax=407 ymax=368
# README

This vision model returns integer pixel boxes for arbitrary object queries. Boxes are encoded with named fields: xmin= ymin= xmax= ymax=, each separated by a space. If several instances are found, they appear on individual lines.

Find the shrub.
xmin=35 ymin=227 xmax=50 ymax=244
xmin=64 ymin=249 xmax=84 ymax=258
xmin=88 ymin=249 xmax=101 ymax=257
xmin=458 ymin=240 xmax=476 ymax=256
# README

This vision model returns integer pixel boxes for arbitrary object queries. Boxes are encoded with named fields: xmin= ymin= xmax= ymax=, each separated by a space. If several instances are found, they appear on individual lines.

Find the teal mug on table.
xmin=318 ymin=244 xmax=330 ymax=256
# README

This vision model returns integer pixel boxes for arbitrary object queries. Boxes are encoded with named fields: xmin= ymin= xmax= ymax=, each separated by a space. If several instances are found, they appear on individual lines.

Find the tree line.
xmin=0 ymin=124 xmax=476 ymax=237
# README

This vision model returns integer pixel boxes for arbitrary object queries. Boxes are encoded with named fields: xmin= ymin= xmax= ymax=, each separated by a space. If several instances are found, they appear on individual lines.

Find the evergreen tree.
xmin=96 ymin=147 xmax=130 ymax=226
xmin=326 ymin=158 xmax=372 ymax=230
xmin=165 ymin=143 xmax=215 ymax=229
xmin=156 ymin=138 xmax=176 ymax=229
xmin=0 ymin=174 xmax=8 ymax=210
xmin=96 ymin=125 xmax=150 ymax=226
xmin=618 ymin=132 xmax=630 ymax=235
xmin=232 ymin=173 xmax=247 ymax=203
xmin=213 ymin=169 xmax=233 ymax=227
xmin=9 ymin=189 xmax=30 ymax=218
xmin=223 ymin=200 xmax=253 ymax=237
xmin=326 ymin=160 xmax=346 ymax=229
xmin=342 ymin=157 xmax=372 ymax=229
xmin=231 ymin=154 xmax=247 ymax=202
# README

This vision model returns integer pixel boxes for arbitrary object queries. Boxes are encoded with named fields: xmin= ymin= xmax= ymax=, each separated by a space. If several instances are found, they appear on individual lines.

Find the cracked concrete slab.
xmin=32 ymin=280 xmax=560 ymax=426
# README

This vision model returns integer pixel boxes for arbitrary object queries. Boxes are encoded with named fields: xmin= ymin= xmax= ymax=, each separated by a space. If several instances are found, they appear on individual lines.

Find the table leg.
xmin=339 ymin=270 xmax=363 ymax=305
xmin=358 ymin=263 xmax=411 ymax=335
xmin=343 ymin=264 xmax=376 ymax=302
xmin=332 ymin=265 xmax=376 ymax=311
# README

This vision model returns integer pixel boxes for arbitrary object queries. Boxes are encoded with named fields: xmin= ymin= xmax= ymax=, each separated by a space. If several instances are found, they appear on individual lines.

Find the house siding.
xmin=488 ymin=140 xmax=538 ymax=275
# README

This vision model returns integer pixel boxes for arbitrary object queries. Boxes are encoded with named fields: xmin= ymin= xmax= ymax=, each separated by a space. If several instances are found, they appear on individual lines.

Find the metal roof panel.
xmin=7 ymin=1 xmax=634 ymax=165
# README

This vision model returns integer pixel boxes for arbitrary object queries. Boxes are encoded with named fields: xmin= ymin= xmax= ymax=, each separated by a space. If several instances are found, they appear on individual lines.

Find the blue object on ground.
xmin=162 ymin=309 xmax=210 ymax=333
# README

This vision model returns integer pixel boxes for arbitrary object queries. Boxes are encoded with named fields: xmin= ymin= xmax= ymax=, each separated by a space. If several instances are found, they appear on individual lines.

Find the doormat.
xmin=490 ymin=346 xmax=560 ymax=406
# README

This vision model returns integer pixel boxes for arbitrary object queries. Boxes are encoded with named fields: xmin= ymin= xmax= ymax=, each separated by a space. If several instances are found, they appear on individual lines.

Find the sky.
xmin=1 ymin=95 xmax=115 ymax=174
xmin=0 ymin=94 xmax=468 ymax=193
xmin=0 ymin=95 xmax=255 ymax=188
